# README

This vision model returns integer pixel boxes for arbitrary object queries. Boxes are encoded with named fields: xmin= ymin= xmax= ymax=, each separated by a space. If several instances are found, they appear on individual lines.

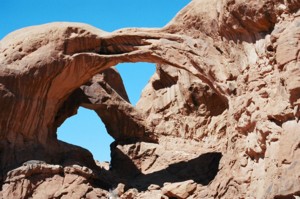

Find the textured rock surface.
xmin=0 ymin=0 xmax=300 ymax=198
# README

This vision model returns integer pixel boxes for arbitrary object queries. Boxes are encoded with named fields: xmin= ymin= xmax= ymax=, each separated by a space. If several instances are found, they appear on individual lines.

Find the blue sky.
xmin=1 ymin=0 xmax=190 ymax=161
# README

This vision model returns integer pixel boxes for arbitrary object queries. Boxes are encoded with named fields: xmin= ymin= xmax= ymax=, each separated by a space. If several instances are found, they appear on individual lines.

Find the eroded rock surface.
xmin=0 ymin=0 xmax=300 ymax=198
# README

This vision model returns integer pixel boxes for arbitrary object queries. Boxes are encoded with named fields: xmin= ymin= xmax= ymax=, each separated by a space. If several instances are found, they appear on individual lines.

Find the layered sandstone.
xmin=0 ymin=0 xmax=300 ymax=198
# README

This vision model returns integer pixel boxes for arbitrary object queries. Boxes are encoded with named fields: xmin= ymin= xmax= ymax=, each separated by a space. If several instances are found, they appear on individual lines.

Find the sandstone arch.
xmin=0 ymin=22 xmax=229 ymax=171
xmin=0 ymin=23 xmax=228 ymax=142
xmin=1 ymin=0 xmax=300 ymax=198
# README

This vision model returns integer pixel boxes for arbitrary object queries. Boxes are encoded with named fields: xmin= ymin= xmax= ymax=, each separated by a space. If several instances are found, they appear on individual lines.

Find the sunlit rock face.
xmin=0 ymin=0 xmax=300 ymax=198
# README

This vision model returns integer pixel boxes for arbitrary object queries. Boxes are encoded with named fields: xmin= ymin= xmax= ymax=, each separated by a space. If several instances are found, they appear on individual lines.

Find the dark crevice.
xmin=152 ymin=66 xmax=178 ymax=90
xmin=90 ymin=177 xmax=113 ymax=191
xmin=266 ymin=44 xmax=274 ymax=52
xmin=188 ymin=83 xmax=228 ymax=116
xmin=214 ymin=45 xmax=224 ymax=54
xmin=274 ymin=191 xmax=300 ymax=199
xmin=98 ymin=35 xmax=157 ymax=55
xmin=267 ymin=113 xmax=296 ymax=128
xmin=268 ymin=117 xmax=283 ymax=127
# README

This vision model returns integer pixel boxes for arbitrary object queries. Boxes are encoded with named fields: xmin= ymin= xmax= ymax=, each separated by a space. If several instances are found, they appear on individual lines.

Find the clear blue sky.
xmin=0 ymin=0 xmax=190 ymax=161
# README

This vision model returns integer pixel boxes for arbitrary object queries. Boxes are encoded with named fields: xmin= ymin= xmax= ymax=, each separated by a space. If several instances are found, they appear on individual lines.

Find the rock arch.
xmin=1 ymin=0 xmax=299 ymax=197
xmin=0 ymin=22 xmax=229 ymax=171
xmin=0 ymin=23 xmax=227 ymax=139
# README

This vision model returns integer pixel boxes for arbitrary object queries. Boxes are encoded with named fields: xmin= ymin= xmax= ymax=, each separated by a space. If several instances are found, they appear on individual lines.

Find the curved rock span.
xmin=0 ymin=0 xmax=300 ymax=198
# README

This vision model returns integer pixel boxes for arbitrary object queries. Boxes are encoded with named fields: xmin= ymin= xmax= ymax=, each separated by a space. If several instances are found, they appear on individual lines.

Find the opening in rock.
xmin=57 ymin=107 xmax=114 ymax=162
xmin=116 ymin=62 xmax=156 ymax=105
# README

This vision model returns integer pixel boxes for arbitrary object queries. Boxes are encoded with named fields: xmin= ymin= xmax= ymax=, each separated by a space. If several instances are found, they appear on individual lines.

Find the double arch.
xmin=0 ymin=23 xmax=228 ymax=170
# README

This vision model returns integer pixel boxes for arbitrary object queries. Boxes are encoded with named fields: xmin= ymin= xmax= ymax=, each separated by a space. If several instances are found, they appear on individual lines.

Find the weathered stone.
xmin=0 ymin=0 xmax=300 ymax=198
xmin=162 ymin=180 xmax=197 ymax=199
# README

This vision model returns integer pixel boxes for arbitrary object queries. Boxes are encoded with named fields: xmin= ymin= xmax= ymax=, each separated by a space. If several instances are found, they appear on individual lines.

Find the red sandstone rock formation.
xmin=0 ymin=0 xmax=299 ymax=198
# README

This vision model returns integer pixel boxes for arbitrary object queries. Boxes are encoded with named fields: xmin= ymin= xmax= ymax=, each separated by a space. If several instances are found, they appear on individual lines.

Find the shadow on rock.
xmin=111 ymin=149 xmax=222 ymax=191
